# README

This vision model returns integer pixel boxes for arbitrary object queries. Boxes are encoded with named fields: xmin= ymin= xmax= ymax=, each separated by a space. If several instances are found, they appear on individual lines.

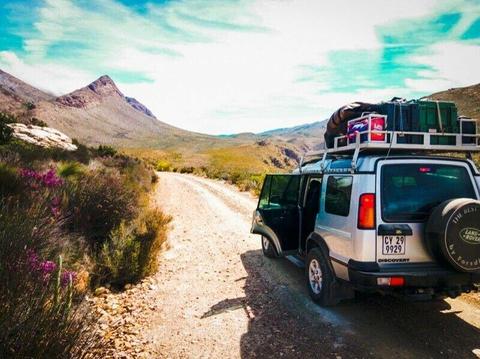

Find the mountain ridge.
xmin=1 ymin=68 xmax=478 ymax=154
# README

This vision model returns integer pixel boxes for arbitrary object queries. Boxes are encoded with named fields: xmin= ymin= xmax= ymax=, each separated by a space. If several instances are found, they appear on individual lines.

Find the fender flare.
xmin=305 ymin=232 xmax=335 ymax=274
xmin=306 ymin=232 xmax=330 ymax=257
xmin=260 ymin=228 xmax=282 ymax=257
xmin=251 ymin=211 xmax=283 ymax=256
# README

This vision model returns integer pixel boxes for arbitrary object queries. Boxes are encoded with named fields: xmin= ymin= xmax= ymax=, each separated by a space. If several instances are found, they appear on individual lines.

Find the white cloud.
xmin=405 ymin=42 xmax=480 ymax=93
xmin=0 ymin=51 xmax=93 ymax=95
xmin=2 ymin=0 xmax=479 ymax=134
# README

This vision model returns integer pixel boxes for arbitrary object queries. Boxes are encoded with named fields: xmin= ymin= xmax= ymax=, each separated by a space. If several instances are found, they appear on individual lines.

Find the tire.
xmin=425 ymin=198 xmax=480 ymax=273
xmin=261 ymin=236 xmax=277 ymax=258
xmin=305 ymin=248 xmax=338 ymax=306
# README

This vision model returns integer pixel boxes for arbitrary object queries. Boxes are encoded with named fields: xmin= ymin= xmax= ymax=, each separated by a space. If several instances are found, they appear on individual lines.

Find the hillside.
xmin=258 ymin=121 xmax=326 ymax=151
xmin=0 ymin=69 xmax=54 ymax=116
xmin=0 ymin=70 xmax=250 ymax=151
xmin=425 ymin=83 xmax=480 ymax=119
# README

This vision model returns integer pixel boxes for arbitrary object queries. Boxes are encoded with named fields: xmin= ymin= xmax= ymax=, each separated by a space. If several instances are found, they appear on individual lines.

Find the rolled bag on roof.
xmin=324 ymin=102 xmax=379 ymax=148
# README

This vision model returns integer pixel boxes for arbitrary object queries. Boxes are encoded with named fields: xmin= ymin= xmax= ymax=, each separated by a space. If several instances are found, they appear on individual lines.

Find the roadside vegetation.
xmin=0 ymin=113 xmax=170 ymax=357
xmin=124 ymin=141 xmax=299 ymax=195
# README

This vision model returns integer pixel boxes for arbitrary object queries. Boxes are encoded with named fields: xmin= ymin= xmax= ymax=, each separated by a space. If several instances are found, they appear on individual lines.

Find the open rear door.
xmin=251 ymin=174 xmax=301 ymax=254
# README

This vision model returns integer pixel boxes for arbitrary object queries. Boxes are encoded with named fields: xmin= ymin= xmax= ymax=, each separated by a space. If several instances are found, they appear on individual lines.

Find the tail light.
xmin=358 ymin=193 xmax=375 ymax=229
xmin=377 ymin=277 xmax=405 ymax=286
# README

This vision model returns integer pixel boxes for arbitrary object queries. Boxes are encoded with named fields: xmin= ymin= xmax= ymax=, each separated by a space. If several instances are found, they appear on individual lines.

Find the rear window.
xmin=381 ymin=164 xmax=477 ymax=222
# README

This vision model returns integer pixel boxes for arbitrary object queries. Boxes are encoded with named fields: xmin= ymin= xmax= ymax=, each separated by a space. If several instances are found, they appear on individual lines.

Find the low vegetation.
xmin=0 ymin=118 xmax=171 ymax=357
xmin=124 ymin=141 xmax=299 ymax=195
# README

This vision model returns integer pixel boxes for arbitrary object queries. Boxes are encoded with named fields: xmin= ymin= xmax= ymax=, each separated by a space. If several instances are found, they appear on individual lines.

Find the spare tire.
xmin=425 ymin=198 xmax=480 ymax=273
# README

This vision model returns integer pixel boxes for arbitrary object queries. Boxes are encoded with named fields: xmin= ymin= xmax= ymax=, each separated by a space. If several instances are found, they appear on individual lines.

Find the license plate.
xmin=382 ymin=236 xmax=406 ymax=255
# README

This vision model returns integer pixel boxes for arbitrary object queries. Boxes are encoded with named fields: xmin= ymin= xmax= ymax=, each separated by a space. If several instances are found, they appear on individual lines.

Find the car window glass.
xmin=325 ymin=176 xmax=353 ymax=216
xmin=382 ymin=164 xmax=476 ymax=222
xmin=304 ymin=178 xmax=322 ymax=207
xmin=268 ymin=175 xmax=300 ymax=208
xmin=258 ymin=175 xmax=271 ymax=209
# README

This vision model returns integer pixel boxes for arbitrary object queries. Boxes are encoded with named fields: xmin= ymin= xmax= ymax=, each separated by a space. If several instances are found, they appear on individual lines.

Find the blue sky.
xmin=0 ymin=0 xmax=479 ymax=134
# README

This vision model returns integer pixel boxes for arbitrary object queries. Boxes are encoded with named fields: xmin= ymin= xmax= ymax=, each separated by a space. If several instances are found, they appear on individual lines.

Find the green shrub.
xmin=96 ymin=145 xmax=117 ymax=157
xmin=155 ymin=159 xmax=172 ymax=172
xmin=95 ymin=208 xmax=171 ymax=287
xmin=72 ymin=139 xmax=92 ymax=164
xmin=179 ymin=166 xmax=194 ymax=174
xmin=66 ymin=169 xmax=139 ymax=246
xmin=23 ymin=102 xmax=36 ymax=111
xmin=30 ymin=117 xmax=47 ymax=127
xmin=0 ymin=125 xmax=12 ymax=144
xmin=0 ymin=163 xmax=23 ymax=196
xmin=58 ymin=161 xmax=85 ymax=178
xmin=0 ymin=112 xmax=16 ymax=124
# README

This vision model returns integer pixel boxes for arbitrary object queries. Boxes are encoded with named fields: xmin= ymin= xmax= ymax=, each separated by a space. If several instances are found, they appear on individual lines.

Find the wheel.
xmin=306 ymin=248 xmax=338 ymax=306
xmin=261 ymin=236 xmax=277 ymax=258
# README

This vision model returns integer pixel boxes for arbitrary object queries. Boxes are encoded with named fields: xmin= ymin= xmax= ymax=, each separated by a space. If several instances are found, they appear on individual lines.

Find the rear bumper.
xmin=347 ymin=261 xmax=480 ymax=293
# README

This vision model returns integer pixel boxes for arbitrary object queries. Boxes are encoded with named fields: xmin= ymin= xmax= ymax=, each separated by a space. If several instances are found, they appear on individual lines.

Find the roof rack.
xmin=299 ymin=128 xmax=480 ymax=174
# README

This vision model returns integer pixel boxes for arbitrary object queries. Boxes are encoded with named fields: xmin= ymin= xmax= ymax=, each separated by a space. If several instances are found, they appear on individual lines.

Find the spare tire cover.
xmin=425 ymin=198 xmax=480 ymax=273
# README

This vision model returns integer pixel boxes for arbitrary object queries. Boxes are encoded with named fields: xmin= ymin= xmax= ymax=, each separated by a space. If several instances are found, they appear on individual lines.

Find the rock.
xmin=8 ymin=123 xmax=77 ymax=151
xmin=94 ymin=286 xmax=110 ymax=297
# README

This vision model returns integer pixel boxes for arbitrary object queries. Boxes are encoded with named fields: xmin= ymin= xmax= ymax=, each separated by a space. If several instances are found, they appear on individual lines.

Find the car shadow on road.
xmin=231 ymin=249 xmax=480 ymax=358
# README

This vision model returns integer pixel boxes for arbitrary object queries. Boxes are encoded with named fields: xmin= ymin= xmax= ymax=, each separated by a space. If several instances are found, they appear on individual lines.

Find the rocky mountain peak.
xmin=87 ymin=75 xmax=124 ymax=98
xmin=55 ymin=75 xmax=156 ymax=119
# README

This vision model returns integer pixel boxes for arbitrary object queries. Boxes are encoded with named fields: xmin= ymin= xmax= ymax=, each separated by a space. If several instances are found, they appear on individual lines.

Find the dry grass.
xmin=123 ymin=141 xmax=300 ymax=195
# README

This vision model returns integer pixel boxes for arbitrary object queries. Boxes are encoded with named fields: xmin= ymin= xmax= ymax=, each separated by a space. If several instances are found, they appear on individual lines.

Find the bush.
xmin=66 ymin=169 xmax=139 ymax=246
xmin=179 ymin=166 xmax=194 ymax=174
xmin=155 ymin=159 xmax=171 ymax=172
xmin=95 ymin=208 xmax=171 ymax=287
xmin=96 ymin=145 xmax=117 ymax=157
xmin=0 ymin=112 xmax=16 ymax=124
xmin=0 ymin=125 xmax=13 ymax=144
xmin=0 ymin=189 xmax=96 ymax=357
xmin=23 ymin=101 xmax=36 ymax=110
xmin=58 ymin=161 xmax=85 ymax=178
xmin=30 ymin=117 xmax=48 ymax=127
xmin=0 ymin=163 xmax=23 ymax=196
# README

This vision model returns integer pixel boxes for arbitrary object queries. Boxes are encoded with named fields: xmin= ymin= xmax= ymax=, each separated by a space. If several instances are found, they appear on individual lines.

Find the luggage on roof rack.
xmin=416 ymin=100 xmax=458 ymax=145
xmin=377 ymin=99 xmax=422 ymax=144
xmin=325 ymin=99 xmax=461 ymax=149
xmin=301 ymin=122 xmax=480 ymax=173
xmin=324 ymin=102 xmax=379 ymax=148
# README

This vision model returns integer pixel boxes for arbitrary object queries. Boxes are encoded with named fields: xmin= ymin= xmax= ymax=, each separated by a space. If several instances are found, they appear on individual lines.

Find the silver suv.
xmin=251 ymin=150 xmax=480 ymax=306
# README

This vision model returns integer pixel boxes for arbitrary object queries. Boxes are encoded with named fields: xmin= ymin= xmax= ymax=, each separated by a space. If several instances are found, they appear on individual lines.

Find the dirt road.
xmin=142 ymin=172 xmax=480 ymax=358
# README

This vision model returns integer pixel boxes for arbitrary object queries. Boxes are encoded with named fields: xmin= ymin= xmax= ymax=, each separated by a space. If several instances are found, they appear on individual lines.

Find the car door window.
xmin=270 ymin=175 xmax=300 ymax=207
xmin=259 ymin=175 xmax=300 ymax=209
xmin=325 ymin=176 xmax=353 ymax=216
xmin=258 ymin=176 xmax=271 ymax=209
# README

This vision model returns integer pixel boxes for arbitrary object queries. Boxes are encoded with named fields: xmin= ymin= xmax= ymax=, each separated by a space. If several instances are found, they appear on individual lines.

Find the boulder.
xmin=8 ymin=123 xmax=78 ymax=151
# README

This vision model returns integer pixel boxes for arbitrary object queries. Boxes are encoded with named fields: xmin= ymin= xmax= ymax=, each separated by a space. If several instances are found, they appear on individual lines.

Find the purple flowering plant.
xmin=26 ymin=249 xmax=76 ymax=287
xmin=19 ymin=168 xmax=65 ymax=218
xmin=20 ymin=168 xmax=64 ymax=188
